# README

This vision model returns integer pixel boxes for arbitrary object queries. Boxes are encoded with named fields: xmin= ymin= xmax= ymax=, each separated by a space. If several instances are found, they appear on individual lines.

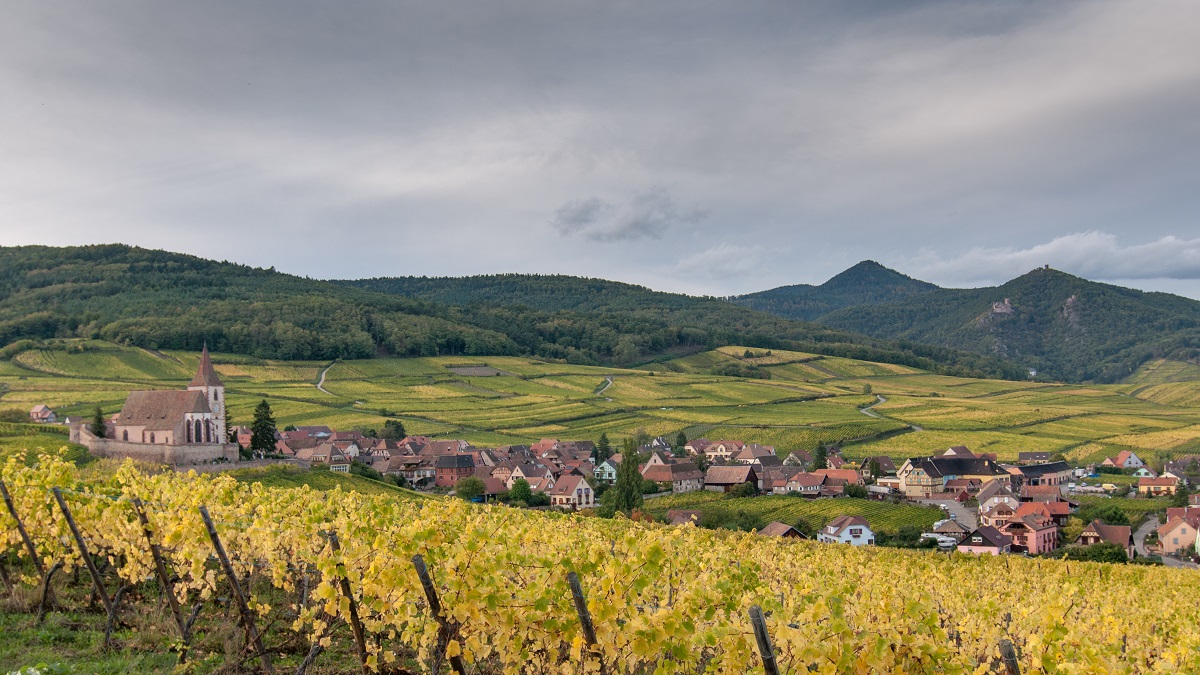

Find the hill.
xmin=0 ymin=245 xmax=1026 ymax=378
xmin=731 ymin=260 xmax=939 ymax=320
xmin=816 ymin=267 xmax=1200 ymax=382
xmin=342 ymin=271 xmax=1024 ymax=379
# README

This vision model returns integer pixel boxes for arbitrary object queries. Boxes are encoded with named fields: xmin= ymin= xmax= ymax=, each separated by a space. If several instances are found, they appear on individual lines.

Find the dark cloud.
xmin=0 ymin=1 xmax=1197 ymax=299
xmin=553 ymin=189 xmax=703 ymax=242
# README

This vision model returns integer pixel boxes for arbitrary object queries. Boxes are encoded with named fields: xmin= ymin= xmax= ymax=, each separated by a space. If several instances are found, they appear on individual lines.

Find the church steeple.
xmin=190 ymin=343 xmax=224 ymax=387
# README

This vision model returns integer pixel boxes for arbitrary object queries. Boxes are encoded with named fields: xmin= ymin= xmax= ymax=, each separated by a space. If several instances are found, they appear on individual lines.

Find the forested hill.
xmin=816 ymin=267 xmax=1200 ymax=383
xmin=731 ymin=260 xmax=939 ymax=321
xmin=0 ymin=245 xmax=1024 ymax=378
xmin=345 ymin=273 xmax=1025 ymax=378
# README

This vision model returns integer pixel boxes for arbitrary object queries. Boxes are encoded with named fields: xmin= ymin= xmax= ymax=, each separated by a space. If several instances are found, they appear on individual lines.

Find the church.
xmin=72 ymin=345 xmax=240 ymax=464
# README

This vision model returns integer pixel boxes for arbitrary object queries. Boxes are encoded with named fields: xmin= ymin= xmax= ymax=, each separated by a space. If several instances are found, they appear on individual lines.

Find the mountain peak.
xmin=820 ymin=261 xmax=938 ymax=292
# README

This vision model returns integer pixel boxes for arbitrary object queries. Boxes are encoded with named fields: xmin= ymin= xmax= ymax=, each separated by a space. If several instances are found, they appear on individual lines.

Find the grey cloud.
xmin=551 ymin=189 xmax=703 ymax=242
xmin=0 ymin=1 xmax=1198 ymax=300
xmin=904 ymin=232 xmax=1200 ymax=287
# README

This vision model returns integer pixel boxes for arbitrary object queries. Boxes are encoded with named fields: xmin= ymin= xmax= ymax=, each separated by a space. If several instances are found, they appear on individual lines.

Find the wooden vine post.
xmin=52 ymin=487 xmax=128 ymax=648
xmin=999 ymin=639 xmax=1022 ymax=675
xmin=412 ymin=554 xmax=467 ymax=675
xmin=0 ymin=480 xmax=43 ymax=575
xmin=198 ymin=506 xmax=273 ymax=674
xmin=567 ymin=571 xmax=605 ymax=673
xmin=133 ymin=497 xmax=195 ymax=663
xmin=748 ymin=605 xmax=780 ymax=675
xmin=327 ymin=531 xmax=369 ymax=674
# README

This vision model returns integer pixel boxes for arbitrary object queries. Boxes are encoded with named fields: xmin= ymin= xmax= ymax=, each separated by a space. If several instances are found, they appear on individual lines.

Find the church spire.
xmin=189 ymin=343 xmax=224 ymax=387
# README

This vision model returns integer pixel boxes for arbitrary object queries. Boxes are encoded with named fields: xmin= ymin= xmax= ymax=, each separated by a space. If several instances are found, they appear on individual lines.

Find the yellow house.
xmin=1138 ymin=477 xmax=1179 ymax=496
xmin=897 ymin=454 xmax=1011 ymax=498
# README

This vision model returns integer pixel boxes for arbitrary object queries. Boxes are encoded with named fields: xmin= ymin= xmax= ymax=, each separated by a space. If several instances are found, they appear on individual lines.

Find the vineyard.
xmin=642 ymin=492 xmax=943 ymax=534
xmin=4 ymin=453 xmax=1200 ymax=674
xmin=4 ymin=341 xmax=1200 ymax=466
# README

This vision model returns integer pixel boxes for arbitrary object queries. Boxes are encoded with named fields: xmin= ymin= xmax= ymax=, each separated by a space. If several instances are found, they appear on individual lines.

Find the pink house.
xmin=1001 ymin=515 xmax=1058 ymax=555
xmin=957 ymin=526 xmax=1011 ymax=555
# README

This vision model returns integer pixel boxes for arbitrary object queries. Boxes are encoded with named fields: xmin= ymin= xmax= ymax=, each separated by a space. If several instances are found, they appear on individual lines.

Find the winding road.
xmin=1133 ymin=517 xmax=1198 ymax=569
xmin=860 ymin=394 xmax=924 ymax=431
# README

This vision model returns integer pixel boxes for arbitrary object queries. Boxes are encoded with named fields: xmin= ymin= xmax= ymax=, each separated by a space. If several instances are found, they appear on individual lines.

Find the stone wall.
xmin=74 ymin=425 xmax=238 ymax=465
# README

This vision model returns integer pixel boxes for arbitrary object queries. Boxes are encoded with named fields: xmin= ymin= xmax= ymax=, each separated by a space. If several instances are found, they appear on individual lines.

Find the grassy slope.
xmin=3 ymin=341 xmax=1200 ymax=468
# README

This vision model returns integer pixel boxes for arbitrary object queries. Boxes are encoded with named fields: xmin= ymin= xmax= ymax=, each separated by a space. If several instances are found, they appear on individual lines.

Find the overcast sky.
xmin=2 ymin=1 xmax=1198 ymax=298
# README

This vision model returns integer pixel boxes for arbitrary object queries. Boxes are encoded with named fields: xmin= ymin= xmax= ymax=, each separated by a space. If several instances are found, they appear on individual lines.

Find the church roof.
xmin=189 ymin=344 xmax=224 ymax=387
xmin=118 ymin=390 xmax=211 ymax=430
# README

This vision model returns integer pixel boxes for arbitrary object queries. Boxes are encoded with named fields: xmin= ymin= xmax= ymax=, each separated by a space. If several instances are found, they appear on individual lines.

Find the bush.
xmin=844 ymin=484 xmax=869 ymax=499
xmin=731 ymin=482 xmax=756 ymax=498
xmin=350 ymin=460 xmax=383 ymax=481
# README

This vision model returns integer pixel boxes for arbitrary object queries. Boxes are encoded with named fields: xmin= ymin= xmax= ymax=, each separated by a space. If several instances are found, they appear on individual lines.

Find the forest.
xmin=0 ymin=245 xmax=1025 ymax=378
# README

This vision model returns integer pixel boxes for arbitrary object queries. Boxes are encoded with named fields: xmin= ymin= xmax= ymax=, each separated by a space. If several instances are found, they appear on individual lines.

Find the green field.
xmin=643 ymin=491 xmax=943 ymax=534
xmin=3 ymin=340 xmax=1200 ymax=467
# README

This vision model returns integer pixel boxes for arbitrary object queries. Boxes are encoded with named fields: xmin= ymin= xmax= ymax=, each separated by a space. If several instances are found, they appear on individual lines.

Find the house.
xmin=783 ymin=473 xmax=825 ymax=497
xmin=1132 ymin=467 xmax=1158 ymax=479
xmin=1157 ymin=515 xmax=1200 ymax=556
xmin=1017 ymin=452 xmax=1051 ymax=464
xmin=1101 ymin=450 xmax=1144 ymax=469
xmin=826 ymin=455 xmax=847 ymax=470
xmin=1138 ymin=476 xmax=1179 ymax=496
xmin=784 ymin=449 xmax=814 ymax=468
xmin=757 ymin=521 xmax=804 ymax=538
xmin=641 ymin=461 xmax=705 ymax=493
xmin=817 ymin=515 xmax=874 ymax=546
xmin=703 ymin=440 xmax=745 ymax=462
xmin=435 ymin=455 xmax=476 ymax=487
xmin=977 ymin=481 xmax=1018 ymax=514
xmin=944 ymin=478 xmax=982 ymax=494
xmin=593 ymin=457 xmax=619 ymax=484
xmin=933 ymin=519 xmax=971 ymax=543
xmin=957 ymin=527 xmax=1011 ymax=555
xmin=896 ymin=455 xmax=1011 ymax=498
xmin=508 ymin=463 xmax=554 ymax=489
xmin=29 ymin=405 xmax=57 ymax=424
xmin=1015 ymin=501 xmax=1072 ymax=527
xmin=1007 ymin=461 xmax=1072 ymax=489
xmin=812 ymin=468 xmax=863 ymax=487
xmin=979 ymin=503 xmax=1017 ymax=529
xmin=1077 ymin=520 xmax=1134 ymax=558
xmin=1000 ymin=515 xmax=1058 ymax=555
xmin=860 ymin=456 xmax=897 ymax=477
xmin=547 ymin=474 xmax=594 ymax=510
xmin=703 ymin=465 xmax=758 ymax=493
xmin=1019 ymin=484 xmax=1068 ymax=502
xmin=733 ymin=444 xmax=776 ymax=464
xmin=684 ymin=438 xmax=713 ymax=456
xmin=943 ymin=446 xmax=976 ymax=458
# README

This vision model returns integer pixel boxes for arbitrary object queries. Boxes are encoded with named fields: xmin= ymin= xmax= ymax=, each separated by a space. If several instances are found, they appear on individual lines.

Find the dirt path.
xmin=860 ymin=395 xmax=887 ymax=418
xmin=596 ymin=376 xmax=614 ymax=398
xmin=316 ymin=363 xmax=334 ymax=395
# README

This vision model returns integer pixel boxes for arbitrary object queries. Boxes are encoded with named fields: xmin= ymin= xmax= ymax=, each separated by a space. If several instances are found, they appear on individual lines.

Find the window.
xmin=850 ymin=528 xmax=862 ymax=537
xmin=150 ymin=433 xmax=155 ymax=443
xmin=122 ymin=430 xmax=128 ymax=441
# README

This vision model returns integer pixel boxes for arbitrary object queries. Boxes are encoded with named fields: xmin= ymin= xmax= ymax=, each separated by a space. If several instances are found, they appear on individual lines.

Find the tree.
xmin=456 ymin=476 xmax=486 ymax=502
xmin=731 ymin=482 xmax=756 ymax=498
xmin=632 ymin=428 xmax=652 ymax=449
xmin=509 ymin=478 xmax=533 ymax=504
xmin=1167 ymin=490 xmax=1189 ymax=508
xmin=844 ymin=484 xmax=869 ymax=499
xmin=611 ymin=439 xmax=645 ymax=514
xmin=283 ymin=424 xmax=298 ymax=432
xmin=675 ymin=431 xmax=688 ymax=451
xmin=867 ymin=459 xmax=882 ymax=478
xmin=595 ymin=433 xmax=611 ymax=463
xmin=89 ymin=407 xmax=107 ymax=438
xmin=862 ymin=384 xmax=872 ymax=395
xmin=380 ymin=419 xmax=407 ymax=440
xmin=813 ymin=446 xmax=828 ymax=470
xmin=250 ymin=399 xmax=277 ymax=455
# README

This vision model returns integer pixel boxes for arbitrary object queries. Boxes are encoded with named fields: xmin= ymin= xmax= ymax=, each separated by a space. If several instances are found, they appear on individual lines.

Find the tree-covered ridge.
xmin=817 ymin=267 xmax=1200 ymax=382
xmin=730 ymin=260 xmax=940 ymax=321
xmin=0 ymin=245 xmax=1023 ymax=378
xmin=342 ymin=272 xmax=1025 ymax=378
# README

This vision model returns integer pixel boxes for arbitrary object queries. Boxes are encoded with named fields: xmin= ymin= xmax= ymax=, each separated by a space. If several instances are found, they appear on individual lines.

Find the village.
xmin=30 ymin=348 xmax=1196 ymax=566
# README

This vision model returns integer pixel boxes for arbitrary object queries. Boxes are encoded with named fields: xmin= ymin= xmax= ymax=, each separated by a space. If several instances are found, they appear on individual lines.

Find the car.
xmin=939 ymin=504 xmax=950 ymax=512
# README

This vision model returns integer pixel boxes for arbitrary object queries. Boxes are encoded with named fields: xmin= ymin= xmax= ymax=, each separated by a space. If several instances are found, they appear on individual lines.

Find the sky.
xmin=1 ymin=1 xmax=1199 ymax=298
